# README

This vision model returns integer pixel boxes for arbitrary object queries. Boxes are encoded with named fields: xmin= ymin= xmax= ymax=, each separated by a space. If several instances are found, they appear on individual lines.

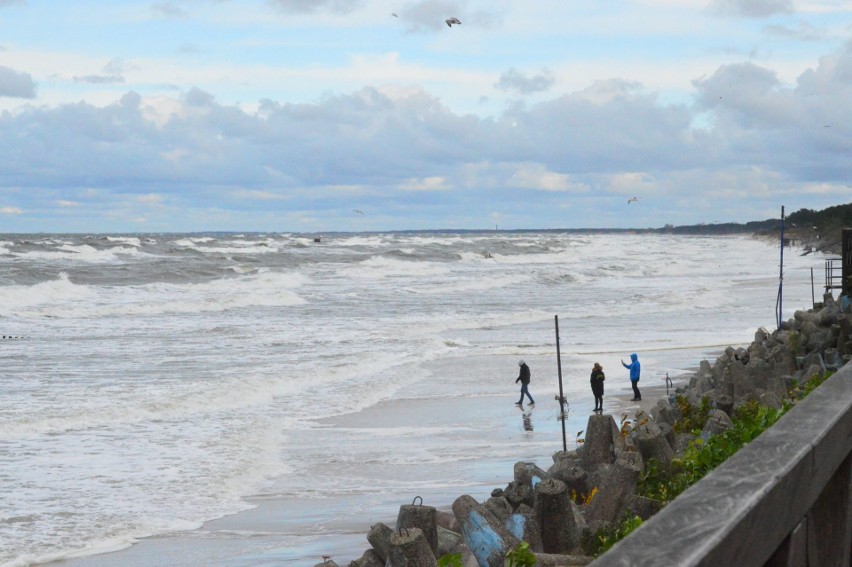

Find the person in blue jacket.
xmin=515 ymin=359 xmax=535 ymax=406
xmin=621 ymin=353 xmax=641 ymax=401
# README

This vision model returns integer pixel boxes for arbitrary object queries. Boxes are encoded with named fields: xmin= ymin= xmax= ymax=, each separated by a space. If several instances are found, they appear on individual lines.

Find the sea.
xmin=0 ymin=231 xmax=826 ymax=566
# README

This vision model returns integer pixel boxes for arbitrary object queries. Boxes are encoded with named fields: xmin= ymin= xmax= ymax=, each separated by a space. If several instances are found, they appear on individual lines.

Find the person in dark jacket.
xmin=590 ymin=362 xmax=605 ymax=412
xmin=515 ymin=359 xmax=534 ymax=406
xmin=621 ymin=353 xmax=641 ymax=401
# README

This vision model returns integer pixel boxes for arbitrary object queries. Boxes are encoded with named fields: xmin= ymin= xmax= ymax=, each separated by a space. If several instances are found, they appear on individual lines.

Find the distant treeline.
xmin=659 ymin=201 xmax=852 ymax=238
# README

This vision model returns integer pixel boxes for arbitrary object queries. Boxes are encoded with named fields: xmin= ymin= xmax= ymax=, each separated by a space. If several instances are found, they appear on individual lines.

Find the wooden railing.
xmin=592 ymin=362 xmax=852 ymax=567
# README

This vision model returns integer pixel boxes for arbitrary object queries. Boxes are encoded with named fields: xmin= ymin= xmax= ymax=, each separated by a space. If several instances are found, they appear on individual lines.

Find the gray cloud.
xmin=0 ymin=0 xmax=24 ymax=6
xmin=151 ymin=2 xmax=189 ymax=19
xmin=495 ymin=68 xmax=555 ymax=94
xmin=1 ymin=45 xmax=850 ymax=229
xmin=267 ymin=0 xmax=364 ymax=14
xmin=0 ymin=66 xmax=36 ymax=98
xmin=710 ymin=0 xmax=793 ymax=18
xmin=764 ymin=21 xmax=824 ymax=41
xmin=73 ymin=58 xmax=133 ymax=85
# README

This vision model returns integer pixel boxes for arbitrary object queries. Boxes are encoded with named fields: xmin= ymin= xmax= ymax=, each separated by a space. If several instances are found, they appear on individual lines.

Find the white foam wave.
xmin=103 ymin=236 xmax=142 ymax=247
xmin=0 ymin=274 xmax=92 ymax=315
xmin=341 ymin=255 xmax=451 ymax=279
xmin=8 ymin=272 xmax=308 ymax=319
xmin=10 ymin=244 xmax=146 ymax=263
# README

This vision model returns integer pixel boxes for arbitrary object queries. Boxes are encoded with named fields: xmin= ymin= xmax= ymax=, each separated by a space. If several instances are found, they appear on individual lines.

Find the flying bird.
xmin=445 ymin=17 xmax=461 ymax=27
xmin=392 ymin=12 xmax=398 ymax=17
xmin=627 ymin=197 xmax=640 ymax=204
xmin=353 ymin=209 xmax=365 ymax=215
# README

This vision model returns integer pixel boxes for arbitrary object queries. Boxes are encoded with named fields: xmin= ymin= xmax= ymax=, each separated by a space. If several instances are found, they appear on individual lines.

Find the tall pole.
xmin=777 ymin=206 xmax=785 ymax=328
xmin=555 ymin=315 xmax=567 ymax=452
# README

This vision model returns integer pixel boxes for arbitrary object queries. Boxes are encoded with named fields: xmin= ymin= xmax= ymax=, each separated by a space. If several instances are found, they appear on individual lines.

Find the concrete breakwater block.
xmin=397 ymin=497 xmax=438 ymax=554
xmin=581 ymin=414 xmax=620 ymax=471
xmin=452 ymin=494 xmax=521 ymax=567
xmin=504 ymin=510 xmax=543 ymax=553
xmin=533 ymin=477 xmax=579 ymax=554
xmin=532 ymin=552 xmax=595 ymax=566
xmin=366 ymin=522 xmax=393 ymax=563
xmin=387 ymin=527 xmax=437 ymax=567
xmin=585 ymin=461 xmax=640 ymax=526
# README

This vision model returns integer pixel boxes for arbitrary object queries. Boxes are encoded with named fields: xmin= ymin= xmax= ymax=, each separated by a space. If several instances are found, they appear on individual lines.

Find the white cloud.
xmin=710 ymin=0 xmax=794 ymax=17
xmin=495 ymin=68 xmax=555 ymax=94
xmin=400 ymin=176 xmax=450 ymax=191
xmin=1 ymin=205 xmax=23 ymax=214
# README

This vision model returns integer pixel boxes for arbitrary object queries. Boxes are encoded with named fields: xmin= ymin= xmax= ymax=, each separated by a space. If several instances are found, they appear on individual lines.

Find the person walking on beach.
xmin=621 ymin=353 xmax=641 ymax=401
xmin=515 ymin=360 xmax=535 ymax=406
xmin=590 ymin=362 xmax=605 ymax=413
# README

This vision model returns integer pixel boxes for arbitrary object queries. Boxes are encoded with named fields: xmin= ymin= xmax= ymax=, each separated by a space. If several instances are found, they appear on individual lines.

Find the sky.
xmin=0 ymin=0 xmax=851 ymax=233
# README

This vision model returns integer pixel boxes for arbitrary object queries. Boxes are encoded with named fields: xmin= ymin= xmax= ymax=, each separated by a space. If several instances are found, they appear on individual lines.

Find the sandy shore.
xmin=49 ymin=369 xmax=685 ymax=567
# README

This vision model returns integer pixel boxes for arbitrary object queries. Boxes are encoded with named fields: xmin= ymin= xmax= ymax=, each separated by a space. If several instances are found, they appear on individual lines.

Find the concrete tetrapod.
xmin=452 ymin=494 xmax=521 ymax=567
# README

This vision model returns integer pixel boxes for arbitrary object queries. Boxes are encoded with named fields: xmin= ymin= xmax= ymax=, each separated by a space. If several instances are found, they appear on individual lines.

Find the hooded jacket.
xmin=516 ymin=363 xmax=530 ymax=385
xmin=622 ymin=353 xmax=640 ymax=381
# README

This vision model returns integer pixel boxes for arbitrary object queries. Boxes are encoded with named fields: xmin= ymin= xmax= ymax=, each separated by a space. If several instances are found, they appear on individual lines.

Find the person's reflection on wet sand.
xmin=522 ymin=411 xmax=533 ymax=432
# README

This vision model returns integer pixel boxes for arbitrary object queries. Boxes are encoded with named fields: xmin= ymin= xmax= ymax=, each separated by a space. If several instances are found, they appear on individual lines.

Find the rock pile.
xmin=320 ymin=294 xmax=850 ymax=567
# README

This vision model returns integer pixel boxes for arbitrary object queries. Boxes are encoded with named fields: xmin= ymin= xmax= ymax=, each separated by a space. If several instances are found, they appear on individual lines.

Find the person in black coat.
xmin=515 ymin=359 xmax=535 ymax=406
xmin=590 ymin=362 xmax=605 ymax=413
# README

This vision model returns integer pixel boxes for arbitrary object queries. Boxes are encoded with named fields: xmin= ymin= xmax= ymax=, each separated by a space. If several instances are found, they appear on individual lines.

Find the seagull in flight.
xmin=392 ymin=12 xmax=398 ymax=17
xmin=445 ymin=17 xmax=461 ymax=27
xmin=627 ymin=197 xmax=640 ymax=204
xmin=353 ymin=209 xmax=365 ymax=215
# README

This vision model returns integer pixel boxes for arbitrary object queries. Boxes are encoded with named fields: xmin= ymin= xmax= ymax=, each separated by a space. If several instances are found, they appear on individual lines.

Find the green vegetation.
xmin=672 ymin=395 xmax=712 ymax=434
xmin=581 ymin=371 xmax=833 ymax=557
xmin=580 ymin=513 xmax=644 ymax=556
xmin=504 ymin=542 xmax=536 ymax=567
xmin=437 ymin=552 xmax=464 ymax=567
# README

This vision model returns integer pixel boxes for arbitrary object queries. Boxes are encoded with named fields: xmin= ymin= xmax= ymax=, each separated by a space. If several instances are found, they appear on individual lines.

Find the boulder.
xmin=632 ymin=421 xmax=674 ymax=471
xmin=714 ymin=394 xmax=733 ymax=417
xmin=504 ymin=511 xmax=544 ymax=553
xmin=580 ymin=414 xmax=620 ymax=471
xmin=628 ymin=494 xmax=662 ymax=520
xmin=436 ymin=526 xmax=464 ymax=557
xmin=356 ymin=549 xmax=383 ymax=567
xmin=452 ymin=495 xmax=521 ymax=567
xmin=436 ymin=510 xmax=459 ymax=533
xmin=366 ymin=522 xmax=393 ymax=563
xmin=514 ymin=461 xmax=549 ymax=488
xmin=546 ymin=460 xmax=589 ymax=497
xmin=533 ymin=478 xmax=579 ymax=553
xmin=700 ymin=409 xmax=734 ymax=441
xmin=483 ymin=496 xmax=513 ymax=522
xmin=503 ymin=480 xmax=534 ymax=511
xmin=386 ymin=527 xmax=436 ymax=567
xmin=759 ymin=390 xmax=783 ymax=410
xmin=397 ymin=499 xmax=438 ymax=554
xmin=584 ymin=461 xmax=640 ymax=526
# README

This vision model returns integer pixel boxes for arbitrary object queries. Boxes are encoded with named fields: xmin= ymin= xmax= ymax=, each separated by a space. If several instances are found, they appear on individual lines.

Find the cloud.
xmin=1 ymin=206 xmax=23 ymax=215
xmin=764 ymin=21 xmax=824 ymax=41
xmin=151 ymin=2 xmax=189 ymax=19
xmin=710 ymin=0 xmax=794 ymax=18
xmin=267 ymin=0 xmax=364 ymax=14
xmin=73 ymin=58 xmax=133 ymax=85
xmin=0 ymin=0 xmax=24 ymax=6
xmin=495 ymin=68 xmax=555 ymax=95
xmin=1 ymin=38 xmax=851 ymax=230
xmin=0 ymin=66 xmax=36 ymax=99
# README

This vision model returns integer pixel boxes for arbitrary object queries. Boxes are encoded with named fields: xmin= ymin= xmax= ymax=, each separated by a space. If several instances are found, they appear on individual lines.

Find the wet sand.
xmin=51 ymin=372 xmax=687 ymax=567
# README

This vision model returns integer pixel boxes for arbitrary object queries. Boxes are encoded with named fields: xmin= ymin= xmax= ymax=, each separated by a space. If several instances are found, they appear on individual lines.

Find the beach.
xmin=51 ymin=365 xmax=686 ymax=567
xmin=0 ymin=232 xmax=823 ymax=566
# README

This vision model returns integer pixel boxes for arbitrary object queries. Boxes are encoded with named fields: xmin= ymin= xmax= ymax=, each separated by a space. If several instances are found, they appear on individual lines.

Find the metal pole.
xmin=811 ymin=267 xmax=815 ymax=309
xmin=555 ymin=315 xmax=567 ymax=452
xmin=776 ymin=206 xmax=785 ymax=329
